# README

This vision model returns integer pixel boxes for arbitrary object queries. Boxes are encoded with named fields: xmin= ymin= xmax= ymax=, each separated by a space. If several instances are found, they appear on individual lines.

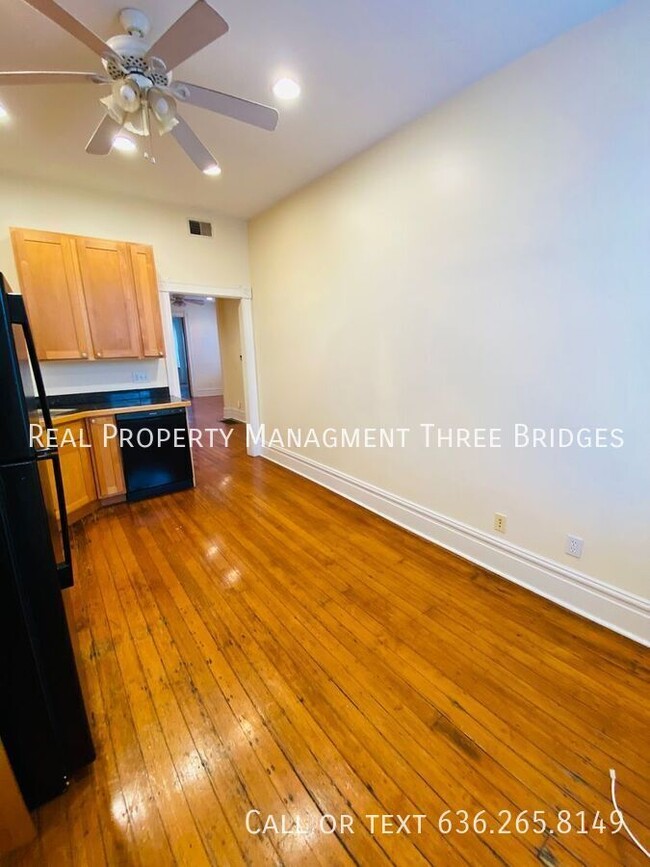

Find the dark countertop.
xmin=48 ymin=387 xmax=172 ymax=411
xmin=47 ymin=388 xmax=189 ymax=423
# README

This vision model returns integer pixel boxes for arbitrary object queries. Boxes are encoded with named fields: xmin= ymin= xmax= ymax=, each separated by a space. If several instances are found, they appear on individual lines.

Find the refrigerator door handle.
xmin=7 ymin=295 xmax=72 ymax=586
xmin=36 ymin=449 xmax=73 ymax=588
xmin=9 ymin=294 xmax=55 ymax=430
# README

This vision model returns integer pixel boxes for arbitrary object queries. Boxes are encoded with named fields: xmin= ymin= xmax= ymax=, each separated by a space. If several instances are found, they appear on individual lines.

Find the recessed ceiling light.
xmin=273 ymin=77 xmax=300 ymax=100
xmin=203 ymin=164 xmax=222 ymax=177
xmin=206 ymin=296 xmax=214 ymax=302
xmin=0 ymin=104 xmax=9 ymax=121
xmin=112 ymin=135 xmax=136 ymax=153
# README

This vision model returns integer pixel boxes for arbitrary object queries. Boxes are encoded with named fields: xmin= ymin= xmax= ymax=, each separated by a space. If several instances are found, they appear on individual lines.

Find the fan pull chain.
xmin=143 ymin=105 xmax=156 ymax=164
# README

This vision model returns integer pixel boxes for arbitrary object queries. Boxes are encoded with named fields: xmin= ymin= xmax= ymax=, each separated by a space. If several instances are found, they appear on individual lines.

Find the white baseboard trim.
xmin=223 ymin=406 xmax=247 ymax=423
xmin=192 ymin=387 xmax=223 ymax=397
xmin=262 ymin=445 xmax=649 ymax=646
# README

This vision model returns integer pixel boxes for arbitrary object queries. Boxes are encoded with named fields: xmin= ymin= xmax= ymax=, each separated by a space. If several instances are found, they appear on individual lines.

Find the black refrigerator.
xmin=0 ymin=274 xmax=95 ymax=809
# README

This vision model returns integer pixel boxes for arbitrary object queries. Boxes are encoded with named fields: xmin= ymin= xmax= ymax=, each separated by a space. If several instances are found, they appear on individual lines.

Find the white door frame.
xmin=159 ymin=281 xmax=262 ymax=457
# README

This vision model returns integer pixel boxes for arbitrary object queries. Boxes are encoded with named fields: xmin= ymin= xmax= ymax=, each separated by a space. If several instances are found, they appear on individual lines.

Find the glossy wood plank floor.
xmin=4 ymin=397 xmax=649 ymax=866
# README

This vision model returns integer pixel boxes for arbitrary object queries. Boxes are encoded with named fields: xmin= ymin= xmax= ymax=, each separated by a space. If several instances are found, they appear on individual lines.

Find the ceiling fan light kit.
xmin=2 ymin=0 xmax=283 ymax=175
xmin=112 ymin=134 xmax=136 ymax=153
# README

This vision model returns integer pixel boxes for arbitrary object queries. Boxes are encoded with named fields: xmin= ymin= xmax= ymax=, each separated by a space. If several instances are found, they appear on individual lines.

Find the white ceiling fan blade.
xmin=173 ymin=82 xmax=278 ymax=131
xmin=0 ymin=71 xmax=107 ymax=85
xmin=20 ymin=0 xmax=120 ymax=61
xmin=147 ymin=0 xmax=229 ymax=72
xmin=171 ymin=116 xmax=218 ymax=172
xmin=85 ymin=113 xmax=123 ymax=156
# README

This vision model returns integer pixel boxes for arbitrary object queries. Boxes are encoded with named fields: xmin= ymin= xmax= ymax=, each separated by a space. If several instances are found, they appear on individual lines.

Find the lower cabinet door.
xmin=0 ymin=739 xmax=36 ymax=855
xmin=88 ymin=416 xmax=126 ymax=500
xmin=57 ymin=422 xmax=97 ymax=519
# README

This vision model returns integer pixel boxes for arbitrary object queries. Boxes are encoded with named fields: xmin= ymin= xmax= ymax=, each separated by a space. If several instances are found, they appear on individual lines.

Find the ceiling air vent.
xmin=188 ymin=220 xmax=213 ymax=237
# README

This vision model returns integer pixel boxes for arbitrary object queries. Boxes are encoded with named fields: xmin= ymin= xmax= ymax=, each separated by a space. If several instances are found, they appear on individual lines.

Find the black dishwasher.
xmin=117 ymin=408 xmax=194 ymax=502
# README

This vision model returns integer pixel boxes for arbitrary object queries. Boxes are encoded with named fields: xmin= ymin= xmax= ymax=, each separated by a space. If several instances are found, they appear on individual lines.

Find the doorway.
xmin=172 ymin=316 xmax=192 ymax=399
xmin=160 ymin=285 xmax=262 ymax=456
xmin=216 ymin=298 xmax=246 ymax=423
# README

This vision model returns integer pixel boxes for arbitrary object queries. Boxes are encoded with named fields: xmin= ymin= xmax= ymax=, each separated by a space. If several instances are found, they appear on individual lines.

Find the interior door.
xmin=10 ymin=229 xmax=91 ymax=361
xmin=75 ymin=238 xmax=142 ymax=359
xmin=172 ymin=315 xmax=191 ymax=398
xmin=129 ymin=244 xmax=165 ymax=358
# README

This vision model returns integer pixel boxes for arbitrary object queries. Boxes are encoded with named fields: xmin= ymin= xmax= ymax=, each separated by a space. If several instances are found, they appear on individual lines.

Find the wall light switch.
xmin=132 ymin=371 xmax=149 ymax=383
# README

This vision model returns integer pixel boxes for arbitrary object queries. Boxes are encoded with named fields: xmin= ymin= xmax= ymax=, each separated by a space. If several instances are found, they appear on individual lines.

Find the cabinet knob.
xmin=159 ymin=350 xmax=164 ymax=356
xmin=81 ymin=351 xmax=88 ymax=358
xmin=96 ymin=351 xmax=102 ymax=357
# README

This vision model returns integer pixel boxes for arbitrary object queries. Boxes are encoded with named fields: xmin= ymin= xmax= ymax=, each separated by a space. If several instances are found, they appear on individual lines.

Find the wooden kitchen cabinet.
xmin=75 ymin=237 xmax=142 ymax=359
xmin=10 ymin=228 xmax=91 ymax=361
xmin=130 ymin=244 xmax=166 ymax=358
xmin=88 ymin=415 xmax=126 ymax=500
xmin=41 ymin=416 xmax=126 ymax=524
xmin=55 ymin=421 xmax=97 ymax=521
xmin=0 ymin=739 xmax=35 ymax=856
xmin=10 ymin=228 xmax=166 ymax=362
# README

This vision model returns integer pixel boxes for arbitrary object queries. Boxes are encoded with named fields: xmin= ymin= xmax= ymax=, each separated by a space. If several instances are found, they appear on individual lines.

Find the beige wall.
xmin=217 ymin=299 xmax=245 ymax=419
xmin=0 ymin=172 xmax=249 ymax=394
xmin=249 ymin=0 xmax=650 ymax=599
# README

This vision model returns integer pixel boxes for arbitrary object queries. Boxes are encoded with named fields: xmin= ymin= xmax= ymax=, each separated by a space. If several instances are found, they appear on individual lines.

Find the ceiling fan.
xmin=0 ymin=0 xmax=279 ymax=172
xmin=171 ymin=294 xmax=209 ymax=306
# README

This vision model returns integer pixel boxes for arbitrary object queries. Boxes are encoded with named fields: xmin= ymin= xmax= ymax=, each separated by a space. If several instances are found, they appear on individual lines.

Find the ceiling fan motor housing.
xmin=102 ymin=9 xmax=171 ymax=88
xmin=119 ymin=8 xmax=151 ymax=38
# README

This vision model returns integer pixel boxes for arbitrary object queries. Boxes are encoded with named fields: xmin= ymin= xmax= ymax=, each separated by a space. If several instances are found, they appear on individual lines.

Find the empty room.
xmin=0 ymin=0 xmax=647 ymax=864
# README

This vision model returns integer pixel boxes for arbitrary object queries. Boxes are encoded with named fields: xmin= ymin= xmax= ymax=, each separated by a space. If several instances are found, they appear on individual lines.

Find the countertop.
xmin=49 ymin=398 xmax=190 ymax=425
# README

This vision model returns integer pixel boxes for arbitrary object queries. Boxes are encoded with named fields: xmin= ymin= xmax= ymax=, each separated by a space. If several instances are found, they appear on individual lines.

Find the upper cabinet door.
xmin=129 ymin=244 xmax=165 ymax=358
xmin=10 ymin=228 xmax=91 ymax=361
xmin=75 ymin=238 xmax=142 ymax=359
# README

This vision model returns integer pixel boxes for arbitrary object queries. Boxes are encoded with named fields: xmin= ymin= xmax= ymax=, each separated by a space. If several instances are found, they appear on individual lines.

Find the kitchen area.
xmin=0 ymin=225 xmax=195 ymax=834
xmin=9 ymin=227 xmax=195 ymax=521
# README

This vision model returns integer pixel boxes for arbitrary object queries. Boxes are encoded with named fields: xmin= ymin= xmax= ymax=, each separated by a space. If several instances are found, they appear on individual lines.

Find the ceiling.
xmin=0 ymin=0 xmax=623 ymax=219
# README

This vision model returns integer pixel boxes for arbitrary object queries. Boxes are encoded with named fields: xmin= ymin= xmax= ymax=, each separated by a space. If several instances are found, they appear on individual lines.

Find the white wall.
xmin=175 ymin=302 xmax=223 ymax=397
xmin=0 ymin=173 xmax=250 ymax=394
xmin=249 ymin=0 xmax=650 ymax=605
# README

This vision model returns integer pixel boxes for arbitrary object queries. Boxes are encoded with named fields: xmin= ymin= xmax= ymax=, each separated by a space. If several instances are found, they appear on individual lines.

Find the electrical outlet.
xmin=494 ymin=513 xmax=507 ymax=533
xmin=565 ymin=535 xmax=584 ymax=558
xmin=132 ymin=370 xmax=149 ymax=383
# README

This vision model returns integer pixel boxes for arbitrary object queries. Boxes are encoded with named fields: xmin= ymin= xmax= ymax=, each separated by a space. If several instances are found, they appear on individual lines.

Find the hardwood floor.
xmin=4 ymin=396 xmax=649 ymax=866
